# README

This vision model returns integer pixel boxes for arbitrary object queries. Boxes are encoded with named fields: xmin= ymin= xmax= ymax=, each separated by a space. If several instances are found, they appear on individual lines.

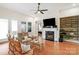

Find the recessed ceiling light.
xmin=72 ymin=3 xmax=76 ymax=6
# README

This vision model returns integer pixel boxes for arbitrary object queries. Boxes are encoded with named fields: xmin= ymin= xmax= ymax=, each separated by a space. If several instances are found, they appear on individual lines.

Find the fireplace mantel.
xmin=42 ymin=28 xmax=59 ymax=42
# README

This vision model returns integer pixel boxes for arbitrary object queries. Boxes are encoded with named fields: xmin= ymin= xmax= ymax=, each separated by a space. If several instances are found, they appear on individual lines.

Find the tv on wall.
xmin=43 ymin=18 xmax=56 ymax=27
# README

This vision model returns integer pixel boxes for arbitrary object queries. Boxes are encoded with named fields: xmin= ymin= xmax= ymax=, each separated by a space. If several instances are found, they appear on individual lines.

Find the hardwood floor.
xmin=0 ymin=43 xmax=9 ymax=55
xmin=35 ymin=41 xmax=79 ymax=55
xmin=0 ymin=40 xmax=79 ymax=55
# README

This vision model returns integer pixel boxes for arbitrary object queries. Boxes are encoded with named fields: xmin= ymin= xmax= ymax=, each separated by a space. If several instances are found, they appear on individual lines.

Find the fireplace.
xmin=46 ymin=31 xmax=54 ymax=41
xmin=42 ymin=28 xmax=58 ymax=42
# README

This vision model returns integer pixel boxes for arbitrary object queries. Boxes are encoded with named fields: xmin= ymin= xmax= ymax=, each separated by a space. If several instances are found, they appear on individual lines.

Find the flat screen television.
xmin=43 ymin=18 xmax=56 ymax=27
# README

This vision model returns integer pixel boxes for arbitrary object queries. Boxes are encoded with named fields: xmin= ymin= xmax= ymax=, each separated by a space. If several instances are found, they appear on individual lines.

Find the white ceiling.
xmin=0 ymin=3 xmax=79 ymax=16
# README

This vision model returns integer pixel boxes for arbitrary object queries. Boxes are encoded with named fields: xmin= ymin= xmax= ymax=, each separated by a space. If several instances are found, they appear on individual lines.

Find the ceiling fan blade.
xmin=34 ymin=3 xmax=48 ymax=14
xmin=40 ymin=11 xmax=44 ymax=14
xmin=41 ymin=9 xmax=48 ymax=11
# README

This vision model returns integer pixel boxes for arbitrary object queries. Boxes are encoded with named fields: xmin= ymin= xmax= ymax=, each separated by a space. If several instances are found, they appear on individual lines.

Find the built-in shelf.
xmin=60 ymin=15 xmax=79 ymax=40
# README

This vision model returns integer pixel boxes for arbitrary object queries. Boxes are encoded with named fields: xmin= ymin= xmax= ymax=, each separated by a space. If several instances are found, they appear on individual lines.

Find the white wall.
xmin=60 ymin=7 xmax=79 ymax=17
xmin=0 ymin=6 xmax=27 ymax=20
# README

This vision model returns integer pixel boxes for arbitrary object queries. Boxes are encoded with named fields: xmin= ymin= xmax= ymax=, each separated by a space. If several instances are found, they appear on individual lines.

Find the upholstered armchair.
xmin=18 ymin=32 xmax=30 ymax=41
xmin=13 ymin=40 xmax=33 ymax=55
xmin=8 ymin=39 xmax=33 ymax=55
xmin=31 ymin=36 xmax=44 ymax=50
xmin=8 ymin=38 xmax=15 ymax=54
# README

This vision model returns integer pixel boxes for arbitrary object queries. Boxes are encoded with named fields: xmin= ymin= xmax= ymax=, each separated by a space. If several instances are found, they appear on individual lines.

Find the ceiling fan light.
xmin=38 ymin=11 xmax=40 ymax=13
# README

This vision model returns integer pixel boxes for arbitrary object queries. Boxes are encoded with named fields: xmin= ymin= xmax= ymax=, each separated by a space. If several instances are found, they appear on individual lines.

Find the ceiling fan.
xmin=35 ymin=3 xmax=48 ymax=14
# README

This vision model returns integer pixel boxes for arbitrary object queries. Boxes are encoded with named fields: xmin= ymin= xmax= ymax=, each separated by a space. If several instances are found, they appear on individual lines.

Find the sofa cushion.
xmin=21 ymin=44 xmax=31 ymax=53
xmin=24 ymin=36 xmax=28 ymax=39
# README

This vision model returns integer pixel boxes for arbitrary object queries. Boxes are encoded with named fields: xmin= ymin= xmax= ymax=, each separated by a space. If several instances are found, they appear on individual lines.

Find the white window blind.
xmin=0 ymin=19 xmax=8 ymax=39
xmin=11 ymin=20 xmax=18 ymax=32
xmin=11 ymin=20 xmax=18 ymax=37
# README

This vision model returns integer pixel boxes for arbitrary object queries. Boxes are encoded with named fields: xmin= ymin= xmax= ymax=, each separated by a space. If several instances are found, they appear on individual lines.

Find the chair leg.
xmin=8 ymin=50 xmax=11 ymax=55
xmin=8 ymin=50 xmax=15 ymax=55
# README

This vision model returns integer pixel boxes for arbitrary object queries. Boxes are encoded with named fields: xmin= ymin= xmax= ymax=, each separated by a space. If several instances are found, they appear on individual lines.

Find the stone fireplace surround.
xmin=42 ymin=28 xmax=58 ymax=42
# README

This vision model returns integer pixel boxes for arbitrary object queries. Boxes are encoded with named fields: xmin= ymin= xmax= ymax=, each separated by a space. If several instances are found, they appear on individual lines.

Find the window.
xmin=11 ymin=20 xmax=18 ymax=37
xmin=28 ymin=22 xmax=31 ymax=32
xmin=0 ymin=19 xmax=8 ymax=39
xmin=11 ymin=20 xmax=18 ymax=32
xmin=21 ymin=21 xmax=26 ymax=32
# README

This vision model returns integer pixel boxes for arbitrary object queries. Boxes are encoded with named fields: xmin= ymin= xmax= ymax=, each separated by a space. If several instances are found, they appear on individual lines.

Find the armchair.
xmin=8 ymin=39 xmax=33 ymax=55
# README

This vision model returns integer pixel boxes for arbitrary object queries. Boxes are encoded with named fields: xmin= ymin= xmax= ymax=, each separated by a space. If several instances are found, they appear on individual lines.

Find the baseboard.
xmin=0 ymin=39 xmax=8 ymax=44
xmin=64 ymin=40 xmax=79 ymax=44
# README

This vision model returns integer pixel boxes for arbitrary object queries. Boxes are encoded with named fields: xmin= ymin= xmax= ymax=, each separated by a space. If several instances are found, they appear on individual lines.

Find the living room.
xmin=0 ymin=3 xmax=79 ymax=55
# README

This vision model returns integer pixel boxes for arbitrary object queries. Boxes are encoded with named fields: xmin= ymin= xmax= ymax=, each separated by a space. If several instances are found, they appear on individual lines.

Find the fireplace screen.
xmin=46 ymin=31 xmax=54 ymax=41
